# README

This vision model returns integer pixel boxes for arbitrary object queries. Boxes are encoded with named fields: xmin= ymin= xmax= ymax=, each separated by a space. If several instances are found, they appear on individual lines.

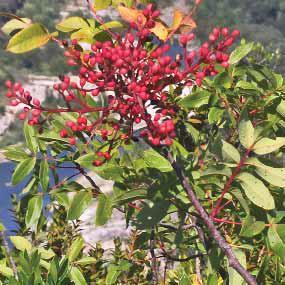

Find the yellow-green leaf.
xmin=68 ymin=237 xmax=84 ymax=262
xmin=150 ymin=21 xmax=168 ymax=41
xmin=237 ymin=172 xmax=275 ymax=210
xmin=10 ymin=236 xmax=32 ymax=252
xmin=246 ymin=157 xmax=285 ymax=187
xmin=238 ymin=120 xmax=255 ymax=149
xmin=7 ymin=23 xmax=50 ymax=54
xmin=0 ymin=264 xmax=13 ymax=277
xmin=70 ymin=27 xmax=98 ymax=42
xmin=1 ymin=18 xmax=31 ymax=35
xmin=100 ymin=21 xmax=124 ymax=30
xmin=253 ymin=137 xmax=285 ymax=155
xmin=56 ymin=17 xmax=89 ymax=32
xmin=93 ymin=0 xmax=112 ymax=11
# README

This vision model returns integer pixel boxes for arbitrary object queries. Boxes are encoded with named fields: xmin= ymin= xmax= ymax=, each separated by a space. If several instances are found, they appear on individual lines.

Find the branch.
xmin=150 ymin=229 xmax=158 ymax=284
xmin=165 ymin=150 xmax=257 ymax=285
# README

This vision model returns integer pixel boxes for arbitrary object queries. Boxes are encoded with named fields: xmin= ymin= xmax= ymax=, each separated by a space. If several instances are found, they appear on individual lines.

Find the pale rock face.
xmin=76 ymin=172 xmax=132 ymax=250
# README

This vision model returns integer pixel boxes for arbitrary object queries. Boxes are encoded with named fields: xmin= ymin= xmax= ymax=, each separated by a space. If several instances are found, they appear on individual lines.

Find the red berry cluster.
xmin=4 ymin=5 xmax=239 ymax=166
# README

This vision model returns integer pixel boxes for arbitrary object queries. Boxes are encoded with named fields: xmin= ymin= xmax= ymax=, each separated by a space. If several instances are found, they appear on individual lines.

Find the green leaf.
xmin=76 ymin=154 xmax=123 ymax=181
xmin=277 ymin=100 xmax=285 ymax=118
xmin=1 ymin=17 xmax=31 ymax=35
xmin=12 ymin=157 xmax=36 ymax=185
xmin=221 ymin=140 xmax=240 ymax=163
xmin=213 ymin=71 xmax=232 ymax=89
xmin=93 ymin=0 xmax=112 ymax=11
xmin=70 ymin=27 xmax=100 ymax=42
xmin=68 ymin=237 xmax=84 ymax=262
xmin=201 ymin=166 xmax=232 ymax=177
xmin=56 ymin=17 xmax=89 ymax=32
xmin=100 ymin=21 xmax=124 ymax=30
xmin=246 ymin=157 xmax=285 ymax=187
xmin=208 ymin=107 xmax=224 ymax=124
xmin=237 ymin=172 xmax=275 ymax=210
xmin=227 ymin=249 xmax=246 ymax=285
xmin=113 ymin=189 xmax=147 ymax=205
xmin=7 ymin=23 xmax=50 ymax=53
xmin=253 ymin=137 xmax=285 ymax=155
xmin=21 ymin=177 xmax=38 ymax=194
xmin=142 ymin=148 xmax=172 ymax=172
xmin=229 ymin=42 xmax=254 ymax=64
xmin=238 ymin=120 xmax=255 ymax=149
xmin=39 ymin=159 xmax=49 ymax=191
xmin=75 ymin=257 xmax=97 ymax=265
xmin=4 ymin=147 xmax=29 ymax=161
xmin=24 ymin=121 xmax=38 ymax=153
xmin=179 ymin=90 xmax=210 ymax=109
xmin=136 ymin=201 xmax=170 ymax=229
xmin=268 ymin=227 xmax=285 ymax=263
xmin=112 ymin=0 xmax=134 ymax=7
xmin=96 ymin=194 xmax=113 ymax=226
xmin=67 ymin=191 xmax=92 ymax=220
xmin=25 ymin=196 xmax=43 ymax=229
xmin=69 ymin=267 xmax=87 ymax=285
xmin=10 ymin=236 xmax=32 ymax=252
xmin=235 ymin=81 xmax=259 ymax=90
xmin=38 ymin=248 xmax=55 ymax=260
xmin=0 ymin=264 xmax=14 ymax=277
xmin=240 ymin=215 xmax=265 ymax=237
xmin=106 ymin=264 xmax=128 ymax=285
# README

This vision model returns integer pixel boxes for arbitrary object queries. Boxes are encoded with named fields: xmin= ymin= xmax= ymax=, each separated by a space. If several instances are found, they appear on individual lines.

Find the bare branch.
xmin=165 ymin=150 xmax=257 ymax=285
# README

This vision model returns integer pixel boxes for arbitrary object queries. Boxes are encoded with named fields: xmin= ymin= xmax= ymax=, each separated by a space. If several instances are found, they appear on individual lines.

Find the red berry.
xmin=69 ymin=137 xmax=76 ymax=145
xmin=93 ymin=160 xmax=102 ymax=167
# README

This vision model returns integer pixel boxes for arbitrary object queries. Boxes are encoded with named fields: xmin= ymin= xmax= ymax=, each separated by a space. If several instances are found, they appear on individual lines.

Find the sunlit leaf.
xmin=238 ymin=120 xmax=255 ymax=149
xmin=253 ymin=137 xmax=285 ymax=155
xmin=150 ymin=21 xmax=168 ymax=41
xmin=237 ymin=172 xmax=275 ymax=210
xmin=117 ymin=6 xmax=146 ymax=25
xmin=2 ymin=17 xmax=31 ymax=35
xmin=10 ymin=236 xmax=32 ymax=252
xmin=56 ymin=17 xmax=89 ymax=32
xmin=229 ymin=42 xmax=254 ymax=65
xmin=7 ymin=23 xmax=50 ymax=53
xmin=12 ymin=157 xmax=36 ymax=185
xmin=25 ymin=196 xmax=43 ymax=229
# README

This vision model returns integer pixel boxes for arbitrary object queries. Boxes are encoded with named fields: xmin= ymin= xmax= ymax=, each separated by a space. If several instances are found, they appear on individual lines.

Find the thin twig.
xmin=150 ymin=229 xmax=158 ymax=284
xmin=165 ymin=150 xmax=257 ymax=285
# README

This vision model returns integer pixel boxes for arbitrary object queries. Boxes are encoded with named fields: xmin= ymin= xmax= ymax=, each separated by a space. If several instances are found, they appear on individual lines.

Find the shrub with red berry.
xmin=2 ymin=1 xmax=285 ymax=284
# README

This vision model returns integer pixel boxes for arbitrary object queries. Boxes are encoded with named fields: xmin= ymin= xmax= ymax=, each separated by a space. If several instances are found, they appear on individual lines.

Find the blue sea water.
xmin=0 ymin=162 xmax=75 ymax=234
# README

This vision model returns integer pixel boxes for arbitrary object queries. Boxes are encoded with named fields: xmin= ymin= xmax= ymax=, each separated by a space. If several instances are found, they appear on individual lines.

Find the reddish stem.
xmin=213 ymin=218 xmax=242 ymax=225
xmin=211 ymin=145 xmax=253 ymax=218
